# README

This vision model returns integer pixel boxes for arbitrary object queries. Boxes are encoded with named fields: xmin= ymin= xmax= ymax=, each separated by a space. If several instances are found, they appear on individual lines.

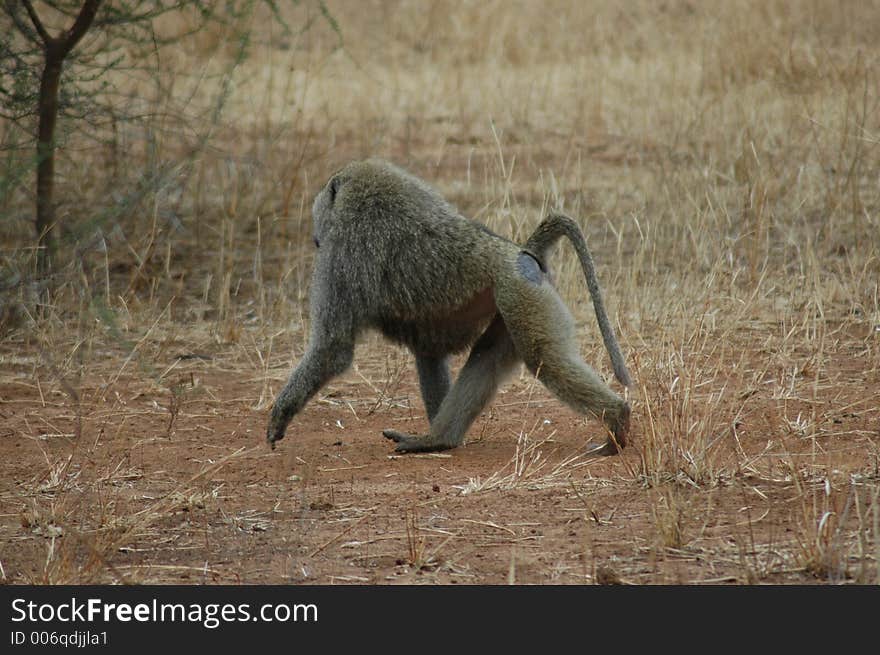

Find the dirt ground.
xmin=1 ymin=327 xmax=877 ymax=585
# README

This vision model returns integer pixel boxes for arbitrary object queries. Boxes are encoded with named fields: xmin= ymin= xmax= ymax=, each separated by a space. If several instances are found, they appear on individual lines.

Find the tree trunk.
xmin=35 ymin=48 xmax=64 ymax=275
xmin=23 ymin=0 xmax=103 ymax=275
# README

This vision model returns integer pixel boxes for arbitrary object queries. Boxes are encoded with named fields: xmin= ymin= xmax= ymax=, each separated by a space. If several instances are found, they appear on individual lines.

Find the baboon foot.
xmin=585 ymin=438 xmax=622 ymax=457
xmin=586 ymin=403 xmax=630 ymax=457
xmin=383 ymin=430 xmax=453 ymax=453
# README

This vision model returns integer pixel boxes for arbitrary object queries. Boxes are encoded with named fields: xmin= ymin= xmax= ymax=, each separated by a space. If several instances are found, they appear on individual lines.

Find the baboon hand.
xmin=266 ymin=409 xmax=288 ymax=450
xmin=383 ymin=429 xmax=453 ymax=453
xmin=266 ymin=427 xmax=284 ymax=450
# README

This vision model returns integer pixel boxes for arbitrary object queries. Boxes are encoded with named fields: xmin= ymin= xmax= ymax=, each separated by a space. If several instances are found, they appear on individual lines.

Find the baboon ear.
xmin=328 ymin=174 xmax=342 ymax=202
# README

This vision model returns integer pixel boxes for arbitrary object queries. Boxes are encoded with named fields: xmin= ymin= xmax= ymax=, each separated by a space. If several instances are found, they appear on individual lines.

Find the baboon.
xmin=267 ymin=159 xmax=632 ymax=456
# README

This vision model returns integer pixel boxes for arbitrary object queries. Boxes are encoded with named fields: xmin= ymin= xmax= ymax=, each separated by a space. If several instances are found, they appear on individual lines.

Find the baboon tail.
xmin=524 ymin=213 xmax=633 ymax=387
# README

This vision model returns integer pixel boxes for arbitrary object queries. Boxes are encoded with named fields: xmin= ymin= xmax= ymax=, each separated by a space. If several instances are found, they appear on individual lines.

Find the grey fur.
xmin=267 ymin=159 xmax=632 ymax=456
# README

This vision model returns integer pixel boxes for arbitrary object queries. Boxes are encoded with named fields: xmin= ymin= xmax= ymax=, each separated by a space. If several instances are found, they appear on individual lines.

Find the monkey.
xmin=267 ymin=158 xmax=632 ymax=457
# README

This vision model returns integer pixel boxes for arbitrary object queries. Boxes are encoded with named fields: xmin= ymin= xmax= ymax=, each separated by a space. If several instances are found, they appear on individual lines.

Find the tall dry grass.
xmin=0 ymin=0 xmax=878 ymax=582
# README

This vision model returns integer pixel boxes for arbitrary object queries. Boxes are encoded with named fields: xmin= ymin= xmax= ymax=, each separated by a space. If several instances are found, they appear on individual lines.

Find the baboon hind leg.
xmin=384 ymin=316 xmax=519 ymax=452
xmin=415 ymin=355 xmax=451 ymax=422
xmin=534 ymin=352 xmax=631 ymax=455
xmin=496 ymin=252 xmax=630 ymax=455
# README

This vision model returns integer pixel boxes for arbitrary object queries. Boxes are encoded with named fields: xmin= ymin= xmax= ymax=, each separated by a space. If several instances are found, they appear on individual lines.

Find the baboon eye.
xmin=313 ymin=236 xmax=320 ymax=248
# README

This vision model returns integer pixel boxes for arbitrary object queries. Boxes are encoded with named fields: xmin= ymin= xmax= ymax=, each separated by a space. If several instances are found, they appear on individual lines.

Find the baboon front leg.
xmin=267 ymin=337 xmax=355 ymax=448
xmin=415 ymin=355 xmax=451 ymax=422
xmin=384 ymin=316 xmax=518 ymax=452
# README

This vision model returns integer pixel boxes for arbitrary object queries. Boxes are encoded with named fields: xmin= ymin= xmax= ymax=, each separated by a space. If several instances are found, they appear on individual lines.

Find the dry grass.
xmin=0 ymin=0 xmax=878 ymax=584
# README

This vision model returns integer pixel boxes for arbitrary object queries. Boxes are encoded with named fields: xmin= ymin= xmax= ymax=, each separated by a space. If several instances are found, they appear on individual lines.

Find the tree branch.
xmin=20 ymin=0 xmax=51 ymax=44
xmin=59 ymin=0 xmax=103 ymax=56
xmin=3 ymin=3 xmax=32 ymax=42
